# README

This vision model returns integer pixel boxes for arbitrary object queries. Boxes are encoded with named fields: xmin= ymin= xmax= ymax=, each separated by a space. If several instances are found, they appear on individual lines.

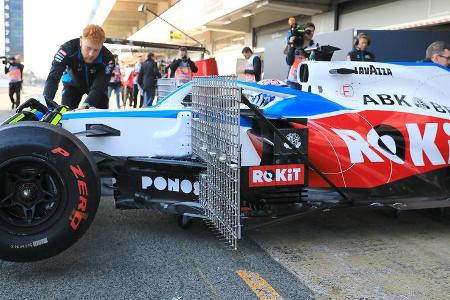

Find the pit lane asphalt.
xmin=0 ymin=110 xmax=312 ymax=300
xmin=0 ymin=196 xmax=312 ymax=300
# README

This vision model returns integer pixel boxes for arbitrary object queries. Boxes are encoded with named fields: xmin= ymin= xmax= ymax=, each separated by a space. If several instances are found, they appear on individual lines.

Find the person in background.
xmin=4 ymin=55 xmax=24 ymax=109
xmin=122 ymin=64 xmax=134 ymax=107
xmin=423 ymin=41 xmax=450 ymax=68
xmin=347 ymin=33 xmax=375 ymax=62
xmin=283 ymin=16 xmax=297 ymax=55
xmin=139 ymin=52 xmax=161 ymax=107
xmin=107 ymin=54 xmax=122 ymax=109
xmin=158 ymin=60 xmax=167 ymax=78
xmin=43 ymin=24 xmax=114 ymax=109
xmin=241 ymin=47 xmax=262 ymax=82
xmin=170 ymin=47 xmax=198 ymax=87
xmin=286 ymin=22 xmax=315 ymax=90
xmin=164 ymin=62 xmax=172 ymax=78
xmin=120 ymin=60 xmax=126 ymax=107
xmin=133 ymin=56 xmax=144 ymax=108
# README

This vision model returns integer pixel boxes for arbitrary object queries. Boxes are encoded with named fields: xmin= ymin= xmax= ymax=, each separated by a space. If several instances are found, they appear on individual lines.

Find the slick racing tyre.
xmin=0 ymin=122 xmax=100 ymax=262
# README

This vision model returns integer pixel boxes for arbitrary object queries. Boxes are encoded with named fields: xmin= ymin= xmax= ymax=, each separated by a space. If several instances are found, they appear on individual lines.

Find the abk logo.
xmin=249 ymin=164 xmax=304 ymax=187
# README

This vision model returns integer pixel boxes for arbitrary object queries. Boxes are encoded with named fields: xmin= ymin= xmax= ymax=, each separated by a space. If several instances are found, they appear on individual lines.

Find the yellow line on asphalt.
xmin=236 ymin=269 xmax=283 ymax=300
xmin=196 ymin=265 xmax=220 ymax=300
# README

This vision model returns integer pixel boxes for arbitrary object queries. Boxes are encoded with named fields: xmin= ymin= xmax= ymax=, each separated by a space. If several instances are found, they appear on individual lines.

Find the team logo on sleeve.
xmin=54 ymin=49 xmax=67 ymax=63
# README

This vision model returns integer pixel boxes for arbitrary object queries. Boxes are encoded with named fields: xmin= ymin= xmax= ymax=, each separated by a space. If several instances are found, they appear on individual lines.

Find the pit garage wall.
xmin=312 ymin=29 xmax=354 ymax=62
xmin=311 ymin=0 xmax=450 ymax=62
xmin=337 ymin=0 xmax=450 ymax=30
xmin=251 ymin=0 xmax=450 ymax=79
xmin=213 ymin=0 xmax=450 ymax=79
xmin=358 ymin=30 xmax=450 ymax=62
xmin=311 ymin=0 xmax=450 ymax=32
xmin=254 ymin=21 xmax=288 ymax=80
xmin=313 ymin=29 xmax=450 ymax=62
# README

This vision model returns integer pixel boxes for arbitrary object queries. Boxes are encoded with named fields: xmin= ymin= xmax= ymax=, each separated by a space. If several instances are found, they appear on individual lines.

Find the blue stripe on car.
xmin=263 ymin=96 xmax=350 ymax=117
xmin=237 ymin=80 xmax=351 ymax=117
xmin=62 ymin=110 xmax=188 ymax=120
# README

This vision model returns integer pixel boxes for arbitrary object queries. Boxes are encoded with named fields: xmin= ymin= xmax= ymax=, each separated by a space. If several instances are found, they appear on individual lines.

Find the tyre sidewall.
xmin=0 ymin=122 xmax=99 ymax=262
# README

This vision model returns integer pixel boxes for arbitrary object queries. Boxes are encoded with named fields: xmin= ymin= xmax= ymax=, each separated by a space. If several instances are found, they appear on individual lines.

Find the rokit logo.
xmin=249 ymin=164 xmax=305 ymax=187
xmin=142 ymin=176 xmax=199 ymax=195
xmin=332 ymin=122 xmax=450 ymax=167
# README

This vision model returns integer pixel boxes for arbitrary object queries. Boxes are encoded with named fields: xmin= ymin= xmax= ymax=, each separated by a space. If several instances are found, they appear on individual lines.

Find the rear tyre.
xmin=0 ymin=122 xmax=100 ymax=262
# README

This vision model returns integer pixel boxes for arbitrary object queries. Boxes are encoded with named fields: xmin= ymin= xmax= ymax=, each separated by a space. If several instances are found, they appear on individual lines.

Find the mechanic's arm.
xmin=187 ymin=59 xmax=198 ymax=73
xmin=84 ymin=60 xmax=115 ymax=108
xmin=286 ymin=45 xmax=296 ymax=66
xmin=170 ymin=59 xmax=180 ymax=72
xmin=43 ymin=48 xmax=69 ymax=101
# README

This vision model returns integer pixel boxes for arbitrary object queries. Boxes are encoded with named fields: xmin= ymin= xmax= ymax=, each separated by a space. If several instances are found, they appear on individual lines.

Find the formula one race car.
xmin=0 ymin=60 xmax=449 ymax=262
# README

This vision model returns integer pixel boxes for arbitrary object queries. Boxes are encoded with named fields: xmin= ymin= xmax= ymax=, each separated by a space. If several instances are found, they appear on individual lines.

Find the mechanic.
xmin=122 ymin=64 xmax=134 ymax=107
xmin=241 ymin=47 xmax=262 ymax=83
xmin=43 ymin=24 xmax=115 ymax=109
xmin=139 ymin=52 xmax=162 ymax=107
xmin=347 ymin=33 xmax=375 ymax=62
xmin=423 ymin=41 xmax=450 ymax=68
xmin=170 ymin=47 xmax=198 ymax=87
xmin=4 ymin=55 xmax=24 ymax=109
xmin=286 ymin=22 xmax=315 ymax=90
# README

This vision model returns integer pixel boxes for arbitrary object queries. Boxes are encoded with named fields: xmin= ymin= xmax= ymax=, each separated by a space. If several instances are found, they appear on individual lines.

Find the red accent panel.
xmin=247 ymin=131 xmax=263 ymax=159
xmin=291 ymin=111 xmax=450 ymax=188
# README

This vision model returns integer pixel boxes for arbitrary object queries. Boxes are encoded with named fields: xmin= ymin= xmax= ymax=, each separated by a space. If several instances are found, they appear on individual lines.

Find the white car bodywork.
xmin=60 ymin=61 xmax=449 ymax=167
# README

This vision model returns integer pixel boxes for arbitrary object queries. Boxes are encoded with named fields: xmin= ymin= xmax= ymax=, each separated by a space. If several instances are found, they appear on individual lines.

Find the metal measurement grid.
xmin=191 ymin=76 xmax=241 ymax=249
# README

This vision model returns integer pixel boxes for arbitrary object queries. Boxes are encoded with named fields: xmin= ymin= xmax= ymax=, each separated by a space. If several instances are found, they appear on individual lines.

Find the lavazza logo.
xmin=354 ymin=64 xmax=393 ymax=76
xmin=142 ymin=176 xmax=199 ymax=195
xmin=249 ymin=164 xmax=304 ymax=187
